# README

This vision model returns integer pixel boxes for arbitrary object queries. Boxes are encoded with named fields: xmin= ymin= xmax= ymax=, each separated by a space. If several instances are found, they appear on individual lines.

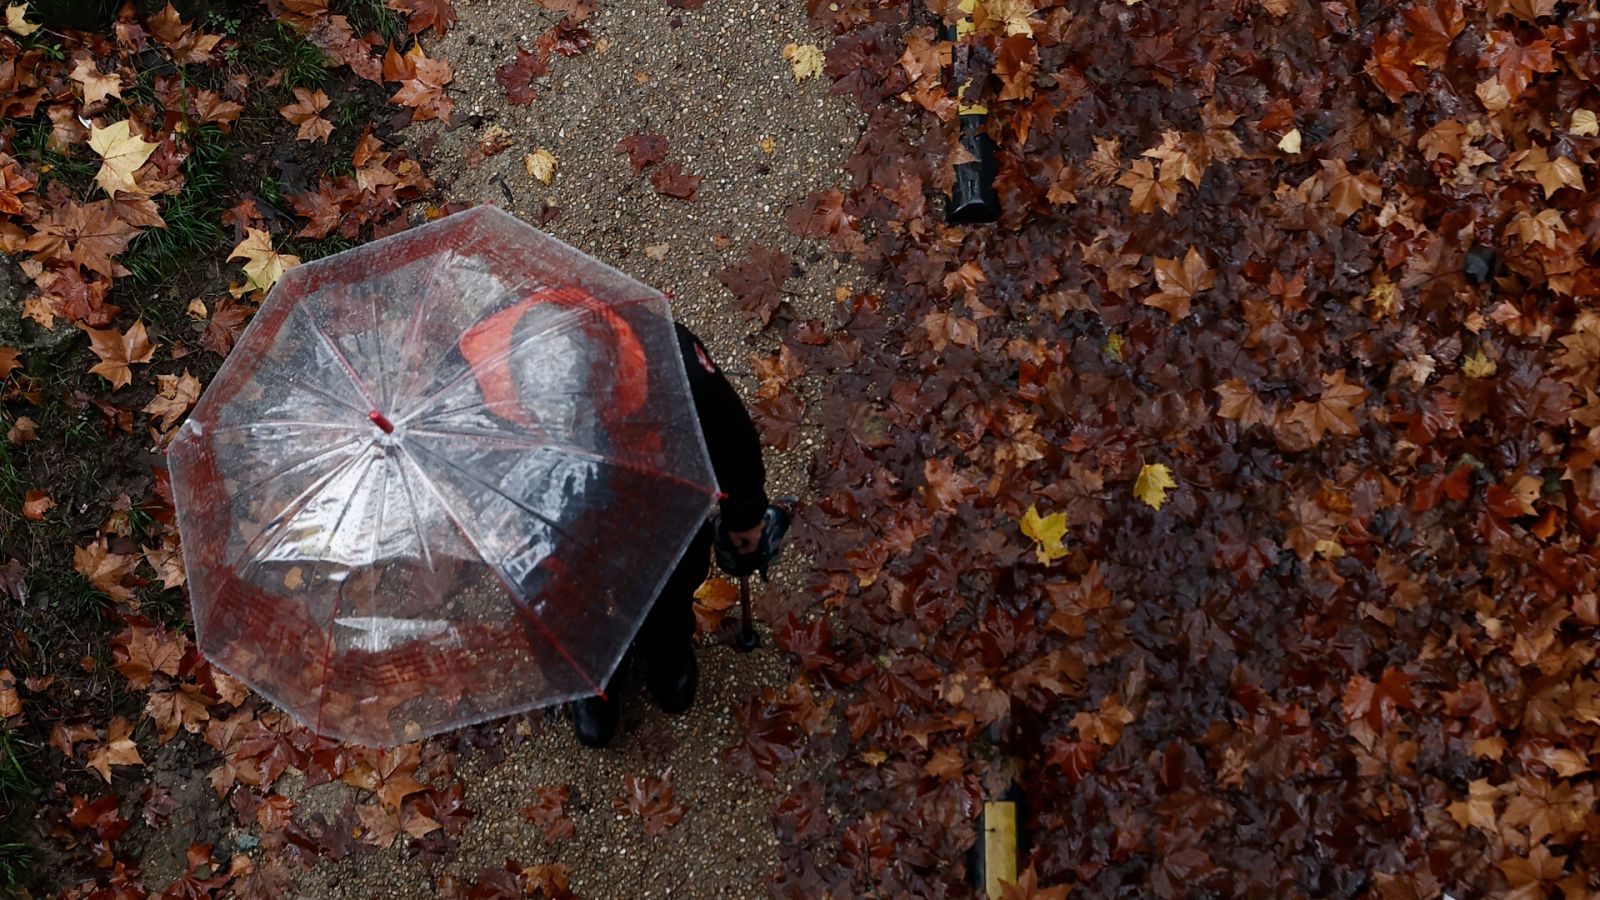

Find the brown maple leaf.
xmin=0 ymin=347 xmax=18 ymax=380
xmin=616 ymin=132 xmax=668 ymax=174
xmin=613 ymin=769 xmax=685 ymax=837
xmin=389 ymin=0 xmax=457 ymax=37
xmin=520 ymin=784 xmax=576 ymax=841
xmin=73 ymin=537 xmax=139 ymax=602
xmin=1214 ymin=378 xmax=1270 ymax=428
xmin=24 ymin=200 xmax=140 ymax=279
xmin=388 ymin=45 xmax=455 ymax=123
xmin=494 ymin=47 xmax=547 ymax=105
xmin=1117 ymin=159 xmax=1179 ymax=215
xmin=146 ymin=684 xmax=213 ymax=743
xmin=202 ymin=297 xmax=254 ymax=357
xmin=279 ymin=88 xmax=333 ymax=143
xmin=1483 ymin=30 xmax=1555 ymax=99
xmin=85 ymin=321 xmax=158 ymax=390
xmin=1366 ymin=30 xmax=1420 ymax=100
xmin=717 ymin=244 xmax=791 ymax=327
xmin=1319 ymin=159 xmax=1382 ymax=219
xmin=650 ymin=161 xmax=702 ymax=200
xmin=1401 ymin=0 xmax=1464 ymax=69
xmin=1289 ymin=370 xmax=1369 ymax=443
xmin=86 ymin=716 xmax=144 ymax=783
xmin=21 ymin=489 xmax=53 ymax=521
xmin=191 ymin=89 xmax=244 ymax=127
xmin=1144 ymin=246 xmax=1213 ymax=321
xmin=112 ymin=623 xmax=186 ymax=689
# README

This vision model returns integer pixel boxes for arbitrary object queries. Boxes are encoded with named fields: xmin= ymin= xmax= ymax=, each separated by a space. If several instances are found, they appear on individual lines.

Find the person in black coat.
xmin=567 ymin=321 xmax=770 ymax=747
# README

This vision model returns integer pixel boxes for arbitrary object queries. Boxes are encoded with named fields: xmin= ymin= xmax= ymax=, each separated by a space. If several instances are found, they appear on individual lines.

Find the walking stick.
xmin=735 ymin=572 xmax=759 ymax=652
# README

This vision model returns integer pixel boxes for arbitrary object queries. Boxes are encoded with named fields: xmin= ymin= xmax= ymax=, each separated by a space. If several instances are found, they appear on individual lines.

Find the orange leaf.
xmin=73 ymin=537 xmax=139 ymax=601
xmin=0 ymin=346 xmax=20 ymax=378
xmin=21 ymin=489 xmax=53 ymax=521
xmin=86 ymin=716 xmax=143 ymax=782
xmin=84 ymin=321 xmax=157 ymax=390
xmin=278 ymin=88 xmax=333 ymax=143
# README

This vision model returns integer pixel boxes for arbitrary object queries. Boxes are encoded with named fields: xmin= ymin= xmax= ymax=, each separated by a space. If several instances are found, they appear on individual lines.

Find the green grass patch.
xmin=336 ymin=0 xmax=407 ymax=45
xmin=122 ymin=124 xmax=231 ymax=291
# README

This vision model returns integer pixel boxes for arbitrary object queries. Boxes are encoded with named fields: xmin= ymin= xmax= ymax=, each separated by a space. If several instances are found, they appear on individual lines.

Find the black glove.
xmin=714 ymin=504 xmax=791 ymax=580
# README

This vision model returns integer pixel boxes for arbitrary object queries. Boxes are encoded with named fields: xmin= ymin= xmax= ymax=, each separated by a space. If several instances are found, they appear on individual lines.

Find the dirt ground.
xmin=287 ymin=0 xmax=863 ymax=895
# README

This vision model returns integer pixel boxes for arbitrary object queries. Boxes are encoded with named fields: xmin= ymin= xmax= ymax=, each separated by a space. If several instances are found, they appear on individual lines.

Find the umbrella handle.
xmin=734 ymin=574 xmax=759 ymax=652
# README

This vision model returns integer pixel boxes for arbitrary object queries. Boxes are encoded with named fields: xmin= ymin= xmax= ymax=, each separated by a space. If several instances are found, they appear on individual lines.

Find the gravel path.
xmin=291 ymin=0 xmax=861 ymax=895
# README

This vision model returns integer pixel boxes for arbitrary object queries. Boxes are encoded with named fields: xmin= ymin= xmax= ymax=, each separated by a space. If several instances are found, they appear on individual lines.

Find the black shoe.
xmin=647 ymin=643 xmax=698 ymax=714
xmin=572 ymin=694 xmax=618 ymax=748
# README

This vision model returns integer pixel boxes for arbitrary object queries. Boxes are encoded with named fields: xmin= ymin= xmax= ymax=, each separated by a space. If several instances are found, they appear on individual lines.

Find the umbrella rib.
xmin=395 ymin=444 xmax=606 ymax=697
xmin=369 ymin=283 xmax=390 ymax=413
xmin=393 ymin=456 xmax=437 ymax=574
xmin=301 ymin=452 xmax=383 ymax=741
xmin=393 ymin=292 xmax=662 ymax=429
xmin=209 ymin=421 xmax=365 ymax=436
xmin=301 ymin=305 xmax=380 ymax=413
xmin=231 ymin=441 xmax=376 ymax=573
xmin=235 ymin=434 xmax=366 ymax=497
xmin=392 ymin=250 xmax=461 ymax=408
xmin=405 ymin=439 xmax=613 ymax=566
xmin=408 ymin=427 xmax=719 ymax=499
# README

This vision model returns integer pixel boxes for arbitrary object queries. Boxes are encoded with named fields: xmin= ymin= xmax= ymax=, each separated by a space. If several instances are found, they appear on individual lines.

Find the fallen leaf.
xmin=1019 ymin=504 xmax=1068 ymax=564
xmin=228 ymin=229 xmax=300 ymax=297
xmin=0 ymin=669 xmax=18 ymax=717
xmin=70 ymin=56 xmax=122 ymax=105
xmin=7 ymin=416 xmax=36 ymax=444
xmin=1144 ymin=246 xmax=1214 ymax=321
xmin=1278 ymin=128 xmax=1302 ymax=154
xmin=524 ymin=149 xmax=557 ymax=185
xmin=142 ymin=370 xmax=202 ymax=430
xmin=86 ymin=717 xmax=143 ymax=782
xmin=278 ymin=88 xmax=333 ymax=143
xmin=782 ymin=43 xmax=825 ymax=81
xmin=22 ymin=489 xmax=53 ymax=521
xmin=1463 ymin=349 xmax=1497 ymax=378
xmin=650 ymin=161 xmax=702 ymax=200
xmin=1133 ymin=463 xmax=1177 ymax=510
xmin=88 ymin=121 xmax=158 ymax=197
xmin=4 ymin=3 xmax=36 ymax=36
xmin=1573 ymin=109 xmax=1599 ymax=137
xmin=0 ymin=347 xmax=18 ymax=379
xmin=73 ymin=537 xmax=139 ymax=601
xmin=616 ymin=132 xmax=668 ymax=174
xmin=85 ymin=321 xmax=158 ymax=390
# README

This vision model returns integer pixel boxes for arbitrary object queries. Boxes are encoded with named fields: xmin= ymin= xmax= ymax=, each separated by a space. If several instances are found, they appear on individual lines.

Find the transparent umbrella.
xmin=168 ymin=206 xmax=719 ymax=746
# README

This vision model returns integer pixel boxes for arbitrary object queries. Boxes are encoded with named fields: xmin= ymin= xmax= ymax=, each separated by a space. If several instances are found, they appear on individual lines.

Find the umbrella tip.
xmin=368 ymin=410 xmax=395 ymax=434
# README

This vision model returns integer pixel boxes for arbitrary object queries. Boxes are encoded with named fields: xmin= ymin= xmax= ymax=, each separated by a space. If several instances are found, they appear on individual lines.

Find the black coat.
xmin=675 ymin=323 xmax=768 ymax=533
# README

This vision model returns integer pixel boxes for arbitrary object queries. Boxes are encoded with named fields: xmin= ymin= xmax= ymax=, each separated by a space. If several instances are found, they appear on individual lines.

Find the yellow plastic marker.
xmin=982 ymin=799 xmax=1018 ymax=897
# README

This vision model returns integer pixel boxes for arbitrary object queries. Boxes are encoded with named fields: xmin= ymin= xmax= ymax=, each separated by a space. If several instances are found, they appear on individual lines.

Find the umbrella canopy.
xmin=168 ymin=206 xmax=719 ymax=746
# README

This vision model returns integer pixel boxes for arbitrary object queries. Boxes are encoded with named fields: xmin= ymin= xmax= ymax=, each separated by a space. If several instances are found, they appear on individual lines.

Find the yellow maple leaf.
xmin=1134 ymin=463 xmax=1177 ymax=510
xmin=1019 ymin=504 xmax=1068 ymax=565
xmin=982 ymin=0 xmax=1038 ymax=34
xmin=228 ymin=228 xmax=300 ymax=296
xmin=85 ymin=321 xmax=158 ymax=390
xmin=1462 ymin=349 xmax=1497 ymax=378
xmin=88 ymin=120 xmax=158 ymax=197
xmin=782 ymin=43 xmax=824 ymax=81
xmin=4 ymin=3 xmax=37 ymax=35
xmin=523 ymin=149 xmax=557 ymax=185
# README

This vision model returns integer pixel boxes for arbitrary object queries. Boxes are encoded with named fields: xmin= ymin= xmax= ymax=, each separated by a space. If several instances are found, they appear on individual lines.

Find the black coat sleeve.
xmin=675 ymin=322 xmax=769 ymax=532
